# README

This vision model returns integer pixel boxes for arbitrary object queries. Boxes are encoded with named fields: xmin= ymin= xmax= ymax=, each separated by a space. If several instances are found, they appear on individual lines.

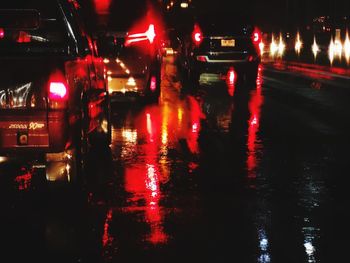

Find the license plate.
xmin=221 ymin=39 xmax=235 ymax=47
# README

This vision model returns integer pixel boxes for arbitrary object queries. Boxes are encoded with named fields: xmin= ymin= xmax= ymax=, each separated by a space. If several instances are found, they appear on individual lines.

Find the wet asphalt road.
xmin=1 ymin=56 xmax=350 ymax=263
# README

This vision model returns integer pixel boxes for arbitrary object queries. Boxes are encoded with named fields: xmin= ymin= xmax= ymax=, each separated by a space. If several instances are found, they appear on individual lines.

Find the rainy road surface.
xmin=1 ymin=55 xmax=350 ymax=263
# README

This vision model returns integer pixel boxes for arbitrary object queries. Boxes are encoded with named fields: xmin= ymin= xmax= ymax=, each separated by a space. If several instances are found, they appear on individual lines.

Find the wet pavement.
xmin=1 ymin=55 xmax=350 ymax=262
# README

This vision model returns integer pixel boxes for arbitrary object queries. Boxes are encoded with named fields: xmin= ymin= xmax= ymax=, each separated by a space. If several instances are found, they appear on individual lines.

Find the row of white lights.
xmin=263 ymin=31 xmax=350 ymax=63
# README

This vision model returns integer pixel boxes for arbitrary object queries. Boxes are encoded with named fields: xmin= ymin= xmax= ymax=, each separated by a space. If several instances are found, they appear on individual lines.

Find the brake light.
xmin=17 ymin=31 xmax=31 ymax=43
xmin=252 ymin=28 xmax=261 ymax=44
xmin=0 ymin=28 xmax=4 ymax=39
xmin=196 ymin=55 xmax=207 ymax=62
xmin=49 ymin=82 xmax=68 ymax=100
xmin=192 ymin=24 xmax=203 ymax=45
xmin=227 ymin=68 xmax=236 ymax=85
xmin=146 ymin=24 xmax=156 ymax=44
xmin=125 ymin=24 xmax=157 ymax=46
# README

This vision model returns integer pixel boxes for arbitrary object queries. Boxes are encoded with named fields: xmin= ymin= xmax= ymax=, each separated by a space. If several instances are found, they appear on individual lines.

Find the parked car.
xmin=96 ymin=0 xmax=162 ymax=102
xmin=0 ymin=0 xmax=111 ymax=185
xmin=177 ymin=12 xmax=262 ymax=87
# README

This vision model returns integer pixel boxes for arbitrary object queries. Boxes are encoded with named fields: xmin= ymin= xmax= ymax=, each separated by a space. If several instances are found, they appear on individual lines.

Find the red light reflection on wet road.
xmin=247 ymin=66 xmax=264 ymax=179
xmin=14 ymin=168 xmax=32 ymax=191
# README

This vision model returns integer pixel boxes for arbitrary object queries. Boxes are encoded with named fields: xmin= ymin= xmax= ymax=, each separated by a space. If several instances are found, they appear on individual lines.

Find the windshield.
xmin=0 ymin=0 xmax=68 ymax=54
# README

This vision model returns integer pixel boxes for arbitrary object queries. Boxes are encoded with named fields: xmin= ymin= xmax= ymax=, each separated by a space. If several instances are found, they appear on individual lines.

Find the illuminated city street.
xmin=1 ymin=53 xmax=350 ymax=262
xmin=1 ymin=0 xmax=350 ymax=262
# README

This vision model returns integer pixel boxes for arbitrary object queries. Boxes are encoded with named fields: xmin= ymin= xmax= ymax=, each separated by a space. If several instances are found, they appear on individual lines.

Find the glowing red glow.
xmin=226 ymin=68 xmax=236 ymax=96
xmin=17 ymin=31 xmax=31 ymax=43
xmin=252 ymin=28 xmax=261 ymax=43
xmin=146 ymin=24 xmax=156 ymax=44
xmin=0 ymin=28 xmax=4 ymax=39
xmin=49 ymin=82 xmax=67 ymax=99
xmin=150 ymin=76 xmax=157 ymax=91
xmin=192 ymin=24 xmax=203 ymax=45
xmin=102 ymin=209 xmax=114 ymax=248
xmin=123 ymin=110 xmax=168 ymax=244
xmin=15 ymin=169 xmax=32 ymax=191
xmin=126 ymin=24 xmax=157 ymax=46
xmin=93 ymin=0 xmax=111 ymax=14
xmin=196 ymin=55 xmax=207 ymax=62
xmin=247 ymin=65 xmax=264 ymax=179
xmin=228 ymin=68 xmax=236 ymax=84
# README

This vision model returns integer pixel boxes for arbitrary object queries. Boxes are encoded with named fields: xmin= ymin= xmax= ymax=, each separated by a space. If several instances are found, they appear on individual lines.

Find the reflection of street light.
xmin=312 ymin=37 xmax=319 ymax=59
xmin=295 ymin=32 xmax=302 ymax=55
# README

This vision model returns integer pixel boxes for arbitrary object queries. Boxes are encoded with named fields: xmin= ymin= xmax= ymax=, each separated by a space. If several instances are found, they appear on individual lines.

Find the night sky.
xmin=192 ymin=0 xmax=350 ymax=29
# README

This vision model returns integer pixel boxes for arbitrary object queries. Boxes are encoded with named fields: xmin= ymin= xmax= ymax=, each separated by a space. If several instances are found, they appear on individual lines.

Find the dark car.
xmin=97 ymin=0 xmax=163 ymax=102
xmin=0 ymin=0 xmax=111 ymax=185
xmin=177 ymin=12 xmax=262 ymax=87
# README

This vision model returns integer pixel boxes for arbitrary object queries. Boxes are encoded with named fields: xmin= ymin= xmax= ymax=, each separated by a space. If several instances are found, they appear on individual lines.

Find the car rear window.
xmin=0 ymin=0 xmax=68 ymax=54
xmin=194 ymin=12 xmax=255 ymax=35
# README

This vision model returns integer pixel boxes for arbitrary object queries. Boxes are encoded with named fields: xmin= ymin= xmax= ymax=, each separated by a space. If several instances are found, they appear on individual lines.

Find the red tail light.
xmin=0 ymin=28 xmax=4 ymax=39
xmin=252 ymin=28 xmax=261 ymax=44
xmin=192 ymin=24 xmax=203 ymax=45
xmin=17 ymin=31 xmax=31 ymax=43
xmin=49 ymin=82 xmax=68 ymax=100
xmin=125 ymin=24 xmax=156 ymax=46
xmin=227 ymin=68 xmax=236 ymax=85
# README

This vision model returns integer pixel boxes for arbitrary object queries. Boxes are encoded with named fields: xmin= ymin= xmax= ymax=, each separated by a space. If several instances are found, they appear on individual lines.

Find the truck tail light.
xmin=48 ymin=70 xmax=69 ymax=109
xmin=49 ymin=82 xmax=68 ymax=100
xmin=125 ymin=24 xmax=156 ymax=46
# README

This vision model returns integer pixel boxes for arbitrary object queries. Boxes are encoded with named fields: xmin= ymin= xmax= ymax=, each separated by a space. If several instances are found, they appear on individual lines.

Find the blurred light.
xmin=344 ymin=31 xmax=350 ymax=62
xmin=103 ymin=58 xmax=110 ymax=64
xmin=0 ymin=156 xmax=8 ymax=163
xmin=93 ymin=0 xmax=111 ymax=15
xmin=227 ymin=68 xmax=236 ymax=85
xmin=150 ymin=76 xmax=157 ymax=91
xmin=180 ymin=2 xmax=189 ymax=8
xmin=329 ymin=38 xmax=335 ymax=64
xmin=312 ymin=37 xmax=319 ymax=59
xmin=270 ymin=35 xmax=278 ymax=57
xmin=196 ymin=55 xmax=207 ymax=62
xmin=259 ymin=41 xmax=265 ymax=55
xmin=193 ymin=24 xmax=203 ymax=45
xmin=146 ymin=24 xmax=156 ymax=44
xmin=49 ymin=82 xmax=67 ymax=99
xmin=295 ymin=32 xmax=302 ymax=55
xmin=122 ymin=129 xmax=137 ymax=143
xmin=277 ymin=34 xmax=285 ymax=57
xmin=0 ymin=28 xmax=4 ymax=39
xmin=127 ymin=77 xmax=136 ymax=86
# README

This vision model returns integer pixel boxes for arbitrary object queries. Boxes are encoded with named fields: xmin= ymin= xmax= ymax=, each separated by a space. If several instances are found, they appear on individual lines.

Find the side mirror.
xmin=95 ymin=35 xmax=116 ymax=57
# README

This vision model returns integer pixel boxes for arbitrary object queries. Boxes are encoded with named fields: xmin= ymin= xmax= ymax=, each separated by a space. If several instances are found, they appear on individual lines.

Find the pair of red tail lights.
xmin=192 ymin=23 xmax=261 ymax=47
